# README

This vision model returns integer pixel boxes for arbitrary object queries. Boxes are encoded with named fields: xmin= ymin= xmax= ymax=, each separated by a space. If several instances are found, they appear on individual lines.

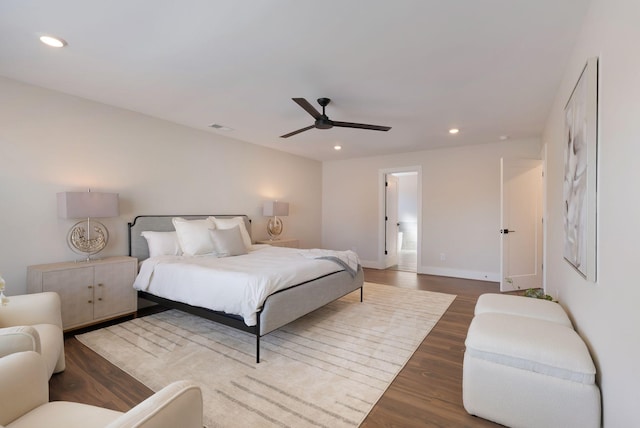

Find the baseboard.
xmin=420 ymin=266 xmax=500 ymax=282
xmin=360 ymin=259 xmax=385 ymax=269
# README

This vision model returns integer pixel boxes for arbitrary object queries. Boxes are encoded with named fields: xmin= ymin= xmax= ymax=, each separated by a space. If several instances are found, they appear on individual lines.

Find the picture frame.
xmin=563 ymin=57 xmax=599 ymax=281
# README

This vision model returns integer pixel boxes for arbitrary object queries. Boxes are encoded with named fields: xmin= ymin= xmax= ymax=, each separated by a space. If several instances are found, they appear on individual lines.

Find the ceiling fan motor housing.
xmin=315 ymin=98 xmax=333 ymax=128
xmin=315 ymin=118 xmax=333 ymax=129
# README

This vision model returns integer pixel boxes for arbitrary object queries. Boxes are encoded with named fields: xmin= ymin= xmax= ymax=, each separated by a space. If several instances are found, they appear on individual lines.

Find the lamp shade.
xmin=57 ymin=192 xmax=119 ymax=219
xmin=263 ymin=201 xmax=289 ymax=217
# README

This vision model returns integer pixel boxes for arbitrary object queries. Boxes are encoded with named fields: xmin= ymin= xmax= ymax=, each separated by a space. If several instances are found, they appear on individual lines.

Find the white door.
xmin=500 ymin=158 xmax=543 ymax=292
xmin=384 ymin=174 xmax=399 ymax=268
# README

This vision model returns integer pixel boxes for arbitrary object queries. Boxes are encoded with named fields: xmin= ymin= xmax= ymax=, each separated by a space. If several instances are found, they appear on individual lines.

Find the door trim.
xmin=541 ymin=143 xmax=548 ymax=294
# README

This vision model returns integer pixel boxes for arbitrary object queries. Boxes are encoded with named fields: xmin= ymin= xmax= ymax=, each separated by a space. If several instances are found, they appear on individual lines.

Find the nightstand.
xmin=256 ymin=238 xmax=299 ymax=248
xmin=27 ymin=256 xmax=137 ymax=331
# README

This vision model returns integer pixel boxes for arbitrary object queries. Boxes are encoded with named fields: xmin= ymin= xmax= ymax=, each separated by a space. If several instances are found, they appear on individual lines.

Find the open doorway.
xmin=380 ymin=167 xmax=420 ymax=273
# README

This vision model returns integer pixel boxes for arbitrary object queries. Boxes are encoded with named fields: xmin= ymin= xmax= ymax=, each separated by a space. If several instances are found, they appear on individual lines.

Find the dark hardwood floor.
xmin=49 ymin=269 xmax=503 ymax=427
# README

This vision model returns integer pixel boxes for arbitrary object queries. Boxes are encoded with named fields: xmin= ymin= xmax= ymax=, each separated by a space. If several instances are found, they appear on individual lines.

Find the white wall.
xmin=322 ymin=138 xmax=541 ymax=280
xmin=542 ymin=0 xmax=640 ymax=425
xmin=0 ymin=77 xmax=322 ymax=295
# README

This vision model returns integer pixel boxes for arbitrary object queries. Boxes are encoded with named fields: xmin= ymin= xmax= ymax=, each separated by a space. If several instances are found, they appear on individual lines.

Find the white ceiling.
xmin=0 ymin=1 xmax=591 ymax=161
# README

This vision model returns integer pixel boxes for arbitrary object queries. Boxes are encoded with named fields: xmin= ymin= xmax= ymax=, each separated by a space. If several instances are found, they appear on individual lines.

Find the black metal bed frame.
xmin=137 ymin=278 xmax=363 ymax=363
xmin=137 ymin=290 xmax=264 ymax=361
xmin=128 ymin=214 xmax=363 ymax=363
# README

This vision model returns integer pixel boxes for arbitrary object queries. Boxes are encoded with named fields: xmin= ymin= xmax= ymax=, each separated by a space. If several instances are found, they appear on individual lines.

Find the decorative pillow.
xmin=209 ymin=217 xmax=252 ymax=249
xmin=171 ymin=217 xmax=216 ymax=256
xmin=209 ymin=226 xmax=248 ymax=257
xmin=141 ymin=231 xmax=182 ymax=257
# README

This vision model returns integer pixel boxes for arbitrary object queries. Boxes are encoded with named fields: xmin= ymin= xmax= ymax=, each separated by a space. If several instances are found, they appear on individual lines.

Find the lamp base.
xmin=267 ymin=217 xmax=283 ymax=240
xmin=67 ymin=220 xmax=109 ymax=260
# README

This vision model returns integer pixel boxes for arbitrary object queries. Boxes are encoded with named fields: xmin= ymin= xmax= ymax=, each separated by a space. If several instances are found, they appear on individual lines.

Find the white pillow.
xmin=141 ymin=231 xmax=183 ymax=257
xmin=209 ymin=216 xmax=252 ymax=249
xmin=209 ymin=226 xmax=248 ymax=257
xmin=171 ymin=217 xmax=216 ymax=256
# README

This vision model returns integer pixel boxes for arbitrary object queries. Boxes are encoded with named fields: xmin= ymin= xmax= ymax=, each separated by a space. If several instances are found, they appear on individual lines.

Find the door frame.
xmin=541 ymin=143 xmax=548 ymax=293
xmin=378 ymin=166 xmax=422 ymax=272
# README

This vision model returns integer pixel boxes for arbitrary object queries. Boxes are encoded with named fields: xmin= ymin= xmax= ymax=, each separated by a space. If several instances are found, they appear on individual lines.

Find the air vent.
xmin=208 ymin=123 xmax=233 ymax=131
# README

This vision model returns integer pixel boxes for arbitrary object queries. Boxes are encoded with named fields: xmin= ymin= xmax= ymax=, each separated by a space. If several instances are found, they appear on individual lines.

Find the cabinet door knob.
xmin=88 ymin=300 xmax=93 ymax=303
xmin=98 ymin=298 xmax=102 ymax=301
xmin=88 ymin=285 xmax=93 ymax=289
xmin=97 ymin=283 xmax=103 ymax=287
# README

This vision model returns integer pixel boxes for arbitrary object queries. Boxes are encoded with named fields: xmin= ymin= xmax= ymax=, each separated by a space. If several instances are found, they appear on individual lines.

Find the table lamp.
xmin=57 ymin=190 xmax=119 ymax=260
xmin=263 ymin=201 xmax=289 ymax=240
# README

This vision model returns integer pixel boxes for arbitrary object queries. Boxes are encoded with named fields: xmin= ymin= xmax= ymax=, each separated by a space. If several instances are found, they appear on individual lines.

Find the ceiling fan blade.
xmin=280 ymin=124 xmax=315 ymax=138
xmin=292 ymin=98 xmax=322 ymax=119
xmin=332 ymin=121 xmax=391 ymax=132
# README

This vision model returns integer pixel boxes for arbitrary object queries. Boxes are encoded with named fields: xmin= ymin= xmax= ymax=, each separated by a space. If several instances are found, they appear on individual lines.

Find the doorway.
xmin=380 ymin=167 xmax=421 ymax=273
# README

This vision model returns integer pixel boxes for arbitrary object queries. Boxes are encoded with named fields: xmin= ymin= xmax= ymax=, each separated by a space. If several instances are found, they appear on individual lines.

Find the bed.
xmin=128 ymin=215 xmax=364 ymax=363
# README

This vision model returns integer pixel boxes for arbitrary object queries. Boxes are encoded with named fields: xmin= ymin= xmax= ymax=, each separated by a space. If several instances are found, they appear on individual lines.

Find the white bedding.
xmin=133 ymin=245 xmax=350 ymax=326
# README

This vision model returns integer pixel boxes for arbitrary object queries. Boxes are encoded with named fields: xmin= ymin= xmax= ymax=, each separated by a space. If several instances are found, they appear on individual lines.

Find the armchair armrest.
xmin=0 ymin=326 xmax=41 ymax=358
xmin=0 ymin=351 xmax=49 ymax=427
xmin=106 ymin=381 xmax=203 ymax=428
xmin=0 ymin=292 xmax=63 ymax=329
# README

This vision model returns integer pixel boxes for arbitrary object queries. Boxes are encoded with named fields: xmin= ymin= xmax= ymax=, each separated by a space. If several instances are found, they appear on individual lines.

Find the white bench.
xmin=463 ymin=293 xmax=601 ymax=428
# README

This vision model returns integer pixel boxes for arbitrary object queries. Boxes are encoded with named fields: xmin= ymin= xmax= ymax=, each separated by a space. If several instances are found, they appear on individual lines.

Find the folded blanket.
xmin=299 ymin=249 xmax=360 ymax=277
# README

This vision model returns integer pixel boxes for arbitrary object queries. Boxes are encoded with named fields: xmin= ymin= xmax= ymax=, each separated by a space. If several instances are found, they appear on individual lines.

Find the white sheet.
xmin=133 ymin=245 xmax=346 ymax=326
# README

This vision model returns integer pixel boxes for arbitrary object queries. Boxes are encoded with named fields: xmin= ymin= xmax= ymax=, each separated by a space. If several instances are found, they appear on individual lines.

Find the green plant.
xmin=524 ymin=288 xmax=556 ymax=302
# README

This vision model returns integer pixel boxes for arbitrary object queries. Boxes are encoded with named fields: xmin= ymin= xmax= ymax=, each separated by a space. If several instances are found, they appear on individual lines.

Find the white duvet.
xmin=133 ymin=245 xmax=347 ymax=326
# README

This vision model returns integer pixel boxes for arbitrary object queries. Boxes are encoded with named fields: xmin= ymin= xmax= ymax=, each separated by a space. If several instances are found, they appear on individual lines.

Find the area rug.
xmin=76 ymin=282 xmax=455 ymax=428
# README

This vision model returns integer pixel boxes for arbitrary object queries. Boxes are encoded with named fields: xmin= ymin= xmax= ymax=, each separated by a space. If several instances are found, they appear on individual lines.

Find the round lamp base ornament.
xmin=67 ymin=220 xmax=109 ymax=259
xmin=267 ymin=217 xmax=284 ymax=240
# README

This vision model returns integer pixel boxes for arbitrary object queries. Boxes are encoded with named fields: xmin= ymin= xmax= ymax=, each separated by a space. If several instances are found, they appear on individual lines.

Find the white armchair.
xmin=0 ymin=351 xmax=203 ymax=428
xmin=0 ymin=292 xmax=65 ymax=377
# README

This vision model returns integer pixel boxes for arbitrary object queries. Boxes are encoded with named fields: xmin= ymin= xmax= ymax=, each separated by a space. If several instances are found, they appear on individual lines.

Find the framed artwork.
xmin=563 ymin=57 xmax=599 ymax=281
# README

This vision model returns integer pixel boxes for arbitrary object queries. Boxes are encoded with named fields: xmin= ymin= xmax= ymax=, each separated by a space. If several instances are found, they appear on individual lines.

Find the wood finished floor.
xmin=49 ymin=269 xmax=503 ymax=427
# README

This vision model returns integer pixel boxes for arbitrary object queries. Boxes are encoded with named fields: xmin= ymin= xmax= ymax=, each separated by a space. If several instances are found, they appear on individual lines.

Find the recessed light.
xmin=39 ymin=35 xmax=67 ymax=48
xmin=499 ymin=135 xmax=509 ymax=140
xmin=334 ymin=145 xmax=342 ymax=151
xmin=449 ymin=128 xmax=459 ymax=135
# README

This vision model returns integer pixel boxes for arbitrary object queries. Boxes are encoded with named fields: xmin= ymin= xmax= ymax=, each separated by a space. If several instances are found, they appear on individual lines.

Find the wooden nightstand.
xmin=256 ymin=238 xmax=299 ymax=248
xmin=27 ymin=256 xmax=137 ymax=331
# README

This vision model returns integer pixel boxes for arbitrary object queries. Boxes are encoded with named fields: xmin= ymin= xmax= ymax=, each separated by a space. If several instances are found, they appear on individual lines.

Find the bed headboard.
xmin=128 ymin=215 xmax=251 ymax=261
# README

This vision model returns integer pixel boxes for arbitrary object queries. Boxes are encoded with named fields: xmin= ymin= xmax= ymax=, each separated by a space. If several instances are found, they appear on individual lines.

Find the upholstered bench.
xmin=463 ymin=294 xmax=601 ymax=428
xmin=474 ymin=293 xmax=573 ymax=327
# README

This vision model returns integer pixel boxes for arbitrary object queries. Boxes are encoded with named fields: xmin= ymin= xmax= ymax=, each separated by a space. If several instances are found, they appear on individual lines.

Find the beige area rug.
xmin=77 ymin=282 xmax=455 ymax=428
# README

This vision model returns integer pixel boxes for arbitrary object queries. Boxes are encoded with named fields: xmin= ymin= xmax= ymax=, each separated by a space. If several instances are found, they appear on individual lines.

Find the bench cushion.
xmin=465 ymin=313 xmax=596 ymax=384
xmin=475 ymin=293 xmax=573 ymax=327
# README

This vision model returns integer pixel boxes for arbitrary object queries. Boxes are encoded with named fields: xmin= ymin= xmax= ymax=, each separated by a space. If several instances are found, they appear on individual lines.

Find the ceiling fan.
xmin=280 ymin=97 xmax=391 ymax=138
